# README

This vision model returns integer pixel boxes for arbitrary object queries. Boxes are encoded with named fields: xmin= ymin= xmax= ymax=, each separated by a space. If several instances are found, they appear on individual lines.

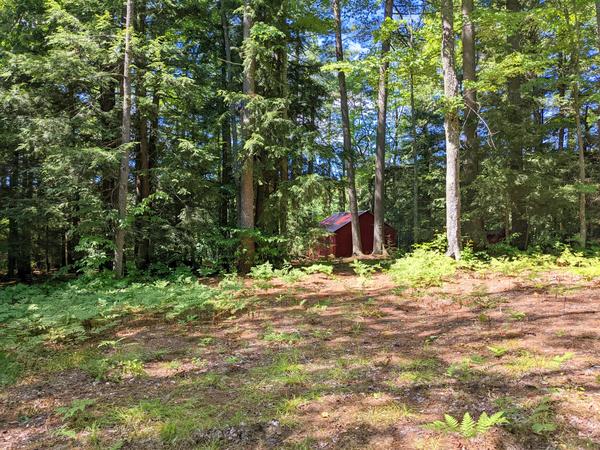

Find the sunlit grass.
xmin=356 ymin=402 xmax=415 ymax=426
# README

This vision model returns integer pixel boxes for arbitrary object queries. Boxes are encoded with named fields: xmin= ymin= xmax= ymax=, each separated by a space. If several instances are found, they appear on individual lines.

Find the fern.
xmin=427 ymin=411 xmax=508 ymax=438
xmin=460 ymin=412 xmax=476 ymax=437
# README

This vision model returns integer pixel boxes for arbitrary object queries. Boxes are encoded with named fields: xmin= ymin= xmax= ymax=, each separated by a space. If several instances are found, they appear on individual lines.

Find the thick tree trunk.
xmin=114 ymin=0 xmax=133 ymax=278
xmin=333 ymin=0 xmax=362 ymax=256
xmin=238 ymin=0 xmax=256 ymax=273
xmin=441 ymin=0 xmax=461 ymax=259
xmin=372 ymin=0 xmax=393 ymax=255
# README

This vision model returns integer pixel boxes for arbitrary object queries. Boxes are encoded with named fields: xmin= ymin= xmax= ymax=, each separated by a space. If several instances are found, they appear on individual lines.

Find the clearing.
xmin=1 ymin=262 xmax=599 ymax=449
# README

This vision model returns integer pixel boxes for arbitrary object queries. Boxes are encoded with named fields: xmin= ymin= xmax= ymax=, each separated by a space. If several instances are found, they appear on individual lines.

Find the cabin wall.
xmin=314 ymin=212 xmax=398 ymax=258
xmin=335 ymin=214 xmax=396 ymax=257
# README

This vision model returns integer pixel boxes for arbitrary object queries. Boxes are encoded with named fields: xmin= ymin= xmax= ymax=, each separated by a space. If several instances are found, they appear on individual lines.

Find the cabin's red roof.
xmin=320 ymin=211 xmax=369 ymax=233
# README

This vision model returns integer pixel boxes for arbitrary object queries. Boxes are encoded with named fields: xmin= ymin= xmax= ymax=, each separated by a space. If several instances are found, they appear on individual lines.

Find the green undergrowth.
xmin=0 ymin=270 xmax=251 ymax=384
xmin=389 ymin=240 xmax=600 ymax=288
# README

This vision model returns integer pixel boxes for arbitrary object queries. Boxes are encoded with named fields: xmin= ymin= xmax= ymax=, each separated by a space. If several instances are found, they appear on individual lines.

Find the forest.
xmin=1 ymin=0 xmax=600 ymax=449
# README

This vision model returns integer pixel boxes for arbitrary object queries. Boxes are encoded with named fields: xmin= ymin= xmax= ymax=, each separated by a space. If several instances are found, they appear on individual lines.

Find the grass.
xmin=504 ymin=350 xmax=574 ymax=375
xmin=392 ymin=357 xmax=441 ymax=385
xmin=357 ymin=402 xmax=414 ymax=426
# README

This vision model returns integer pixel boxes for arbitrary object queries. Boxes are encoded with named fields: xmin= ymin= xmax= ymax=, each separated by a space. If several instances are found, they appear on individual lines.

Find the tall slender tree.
xmin=135 ymin=1 xmax=151 ymax=269
xmin=219 ymin=0 xmax=234 ymax=229
xmin=461 ymin=0 xmax=483 ymax=243
xmin=114 ymin=0 xmax=133 ymax=278
xmin=332 ymin=0 xmax=362 ymax=255
xmin=373 ymin=0 xmax=393 ymax=255
xmin=570 ymin=0 xmax=586 ymax=247
xmin=595 ymin=1 xmax=600 ymax=148
xmin=239 ymin=0 xmax=256 ymax=272
xmin=441 ymin=0 xmax=461 ymax=259
xmin=506 ymin=0 xmax=528 ymax=249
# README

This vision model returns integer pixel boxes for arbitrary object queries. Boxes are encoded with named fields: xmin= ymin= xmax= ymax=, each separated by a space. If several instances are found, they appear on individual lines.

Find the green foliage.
xmin=350 ymin=260 xmax=378 ymax=286
xmin=303 ymin=263 xmax=334 ymax=276
xmin=262 ymin=324 xmax=302 ymax=344
xmin=56 ymin=399 xmax=96 ymax=426
xmin=389 ymin=248 xmax=456 ymax=288
xmin=427 ymin=411 xmax=508 ymax=438
xmin=0 ymin=352 xmax=21 ymax=386
xmin=0 ymin=273 xmax=252 ymax=384
xmin=487 ymin=346 xmax=509 ymax=358
xmin=495 ymin=396 xmax=558 ymax=436
xmin=249 ymin=262 xmax=276 ymax=280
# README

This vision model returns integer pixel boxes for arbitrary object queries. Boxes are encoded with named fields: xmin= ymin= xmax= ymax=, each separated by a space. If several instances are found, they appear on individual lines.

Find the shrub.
xmin=248 ymin=262 xmax=275 ymax=280
xmin=303 ymin=263 xmax=334 ymax=276
xmin=389 ymin=248 xmax=456 ymax=288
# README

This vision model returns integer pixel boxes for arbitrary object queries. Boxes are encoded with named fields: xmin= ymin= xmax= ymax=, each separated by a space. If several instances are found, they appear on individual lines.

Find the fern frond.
xmin=460 ymin=412 xmax=476 ymax=438
xmin=444 ymin=414 xmax=460 ymax=431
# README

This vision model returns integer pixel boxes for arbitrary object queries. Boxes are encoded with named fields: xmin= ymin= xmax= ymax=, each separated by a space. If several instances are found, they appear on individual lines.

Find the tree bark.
xmin=410 ymin=70 xmax=419 ymax=245
xmin=461 ymin=0 xmax=483 ymax=245
xmin=333 ymin=0 xmax=362 ymax=256
xmin=278 ymin=2 xmax=289 ymax=235
xmin=595 ymin=1 xmax=600 ymax=149
xmin=506 ymin=0 xmax=527 ymax=249
xmin=572 ymin=1 xmax=586 ymax=247
xmin=114 ymin=0 xmax=133 ymax=278
xmin=7 ymin=151 xmax=18 ymax=278
xmin=219 ymin=0 xmax=233 ymax=229
xmin=372 ymin=0 xmax=393 ymax=255
xmin=135 ymin=3 xmax=150 ymax=269
xmin=441 ymin=0 xmax=461 ymax=259
xmin=238 ymin=0 xmax=256 ymax=273
xmin=574 ymin=83 xmax=586 ymax=247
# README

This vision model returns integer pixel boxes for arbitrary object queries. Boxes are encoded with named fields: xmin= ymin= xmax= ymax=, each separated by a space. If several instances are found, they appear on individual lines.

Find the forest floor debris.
xmin=1 ymin=265 xmax=599 ymax=449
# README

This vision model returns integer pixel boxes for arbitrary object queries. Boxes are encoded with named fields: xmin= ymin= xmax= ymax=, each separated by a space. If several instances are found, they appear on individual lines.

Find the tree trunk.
xmin=506 ymin=0 xmax=527 ymax=249
xmin=409 ymin=70 xmax=419 ymax=245
xmin=135 ymin=3 xmax=150 ymax=269
xmin=574 ymin=84 xmax=586 ymax=247
xmin=595 ymin=1 xmax=600 ymax=149
xmin=238 ymin=0 xmax=256 ymax=273
xmin=114 ymin=0 xmax=133 ymax=278
xmin=278 ymin=3 xmax=289 ymax=235
xmin=220 ymin=0 xmax=233 ymax=229
xmin=333 ymin=0 xmax=362 ymax=256
xmin=572 ymin=1 xmax=586 ymax=247
xmin=372 ymin=0 xmax=393 ymax=255
xmin=461 ymin=0 xmax=483 ymax=245
xmin=441 ymin=0 xmax=461 ymax=259
xmin=7 ymin=151 xmax=18 ymax=278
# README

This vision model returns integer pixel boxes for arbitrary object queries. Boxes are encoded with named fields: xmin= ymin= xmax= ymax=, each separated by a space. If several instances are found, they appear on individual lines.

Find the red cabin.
xmin=315 ymin=211 xmax=397 ymax=257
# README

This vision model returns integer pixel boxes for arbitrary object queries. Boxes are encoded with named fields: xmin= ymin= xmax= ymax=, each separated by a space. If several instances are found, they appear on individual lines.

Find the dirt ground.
xmin=1 ymin=267 xmax=599 ymax=449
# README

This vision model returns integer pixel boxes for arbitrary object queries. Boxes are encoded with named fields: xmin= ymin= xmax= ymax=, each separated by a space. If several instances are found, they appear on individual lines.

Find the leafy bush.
xmin=389 ymin=248 xmax=456 ymax=288
xmin=248 ymin=262 xmax=275 ymax=280
xmin=303 ymin=263 xmax=334 ymax=276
